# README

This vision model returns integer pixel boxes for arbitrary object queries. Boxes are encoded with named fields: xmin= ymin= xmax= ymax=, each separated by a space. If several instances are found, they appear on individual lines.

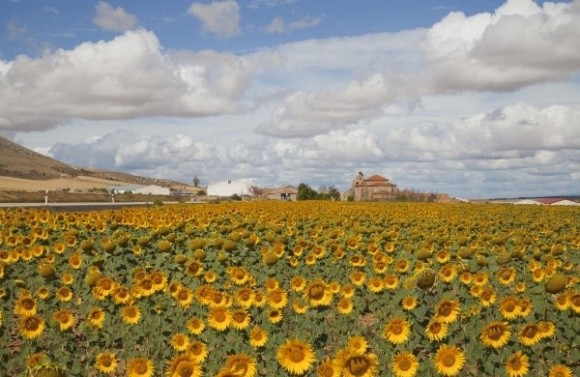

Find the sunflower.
xmin=231 ymin=308 xmax=251 ymax=330
xmin=391 ymin=352 xmax=419 ymax=377
xmin=121 ymin=304 xmax=142 ymax=325
xmin=459 ymin=272 xmax=472 ymax=285
xmin=235 ymin=288 xmax=255 ymax=308
xmin=175 ymin=288 xmax=194 ymax=308
xmin=19 ymin=314 xmax=45 ymax=339
xmin=497 ymin=267 xmax=516 ymax=285
xmin=305 ymin=279 xmax=333 ymax=307
xmin=401 ymin=295 xmax=417 ymax=311
xmin=187 ymin=317 xmax=205 ymax=335
xmin=480 ymin=321 xmax=511 ymax=349
xmin=26 ymin=352 xmax=47 ymax=369
xmin=61 ymin=272 xmax=74 ymax=285
xmin=95 ymin=351 xmax=118 ymax=374
xmin=426 ymin=319 xmax=448 ymax=342
xmin=350 ymin=271 xmax=366 ymax=286
xmin=517 ymin=298 xmax=533 ymax=317
xmin=248 ymin=326 xmax=268 ymax=348
xmin=548 ymin=364 xmax=573 ymax=377
xmin=435 ymin=251 xmax=451 ymax=264
xmin=126 ymin=357 xmax=154 ymax=377
xmin=14 ymin=296 xmax=37 ymax=316
xmin=164 ymin=354 xmax=201 ymax=377
xmin=276 ymin=338 xmax=315 ymax=375
xmin=218 ymin=354 xmax=257 ymax=377
xmin=505 ymin=351 xmax=529 ymax=377
xmin=570 ymin=292 xmax=580 ymax=314
xmin=171 ymin=333 xmax=190 ymax=352
xmin=52 ymin=309 xmax=75 ymax=331
xmin=36 ymin=286 xmax=50 ymax=300
xmin=395 ymin=259 xmax=410 ymax=273
xmin=531 ymin=268 xmax=545 ymax=283
xmin=187 ymin=340 xmax=208 ymax=364
xmin=334 ymin=349 xmax=378 ymax=377
xmin=268 ymin=309 xmax=284 ymax=324
xmin=367 ymin=277 xmax=384 ymax=293
xmin=347 ymin=336 xmax=368 ymax=354
xmin=112 ymin=287 xmax=132 ymax=305
xmin=94 ymin=277 xmax=117 ymax=297
xmin=87 ymin=307 xmax=106 ymax=329
xmin=268 ymin=288 xmax=289 ymax=309
xmin=292 ymin=299 xmax=309 ymax=314
xmin=383 ymin=317 xmax=411 ymax=345
xmin=207 ymin=306 xmax=231 ymax=331
xmin=433 ymin=345 xmax=465 ymax=376
xmin=479 ymin=287 xmax=496 ymax=307
xmin=203 ymin=270 xmax=217 ymax=283
xmin=56 ymin=286 xmax=73 ymax=302
xmin=265 ymin=277 xmax=280 ymax=291
xmin=472 ymin=272 xmax=488 ymax=286
xmin=316 ymin=359 xmax=340 ymax=377
xmin=499 ymin=296 xmax=521 ymax=320
xmin=438 ymin=264 xmax=457 ymax=283
xmin=537 ymin=321 xmax=555 ymax=339
xmin=383 ymin=275 xmax=399 ymax=290
xmin=253 ymin=291 xmax=266 ymax=307
xmin=518 ymin=324 xmax=542 ymax=346
xmin=554 ymin=292 xmax=570 ymax=311
xmin=435 ymin=299 xmax=460 ymax=324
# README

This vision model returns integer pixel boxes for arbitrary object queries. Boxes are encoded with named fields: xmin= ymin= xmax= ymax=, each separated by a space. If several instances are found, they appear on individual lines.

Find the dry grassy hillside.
xmin=0 ymin=135 xmax=192 ymax=201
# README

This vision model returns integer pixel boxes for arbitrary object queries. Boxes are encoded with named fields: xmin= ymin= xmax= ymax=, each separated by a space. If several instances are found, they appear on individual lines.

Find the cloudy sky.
xmin=1 ymin=0 xmax=580 ymax=199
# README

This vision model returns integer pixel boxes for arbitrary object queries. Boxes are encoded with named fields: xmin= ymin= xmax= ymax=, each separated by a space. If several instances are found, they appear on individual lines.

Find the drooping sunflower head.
xmin=334 ymin=348 xmax=378 ymax=377
xmin=518 ymin=323 xmax=542 ymax=346
xmin=305 ymin=279 xmax=333 ymax=307
xmin=165 ymin=354 xmax=201 ymax=377
xmin=219 ymin=354 xmax=257 ymax=377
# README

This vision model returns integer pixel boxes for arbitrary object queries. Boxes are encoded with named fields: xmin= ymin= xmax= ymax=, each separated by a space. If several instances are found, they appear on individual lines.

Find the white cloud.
xmin=248 ymin=0 xmax=297 ymax=8
xmin=255 ymin=74 xmax=411 ymax=137
xmin=265 ymin=17 xmax=284 ymax=33
xmin=423 ymin=0 xmax=580 ymax=91
xmin=0 ymin=29 xmax=253 ymax=131
xmin=47 ymin=101 xmax=580 ymax=198
xmin=188 ymin=0 xmax=241 ymax=38
xmin=93 ymin=1 xmax=137 ymax=32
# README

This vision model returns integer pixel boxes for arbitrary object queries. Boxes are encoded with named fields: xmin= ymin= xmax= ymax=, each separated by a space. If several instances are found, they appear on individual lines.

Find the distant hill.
xmin=0 ymin=135 xmax=186 ymax=188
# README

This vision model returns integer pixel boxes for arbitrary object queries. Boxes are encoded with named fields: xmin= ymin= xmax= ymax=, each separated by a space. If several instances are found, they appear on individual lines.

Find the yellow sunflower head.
xmin=276 ymin=338 xmax=315 ymax=375
xmin=391 ymin=351 xmax=419 ymax=377
xmin=433 ymin=345 xmax=465 ymax=377
xmin=505 ymin=351 xmax=529 ymax=377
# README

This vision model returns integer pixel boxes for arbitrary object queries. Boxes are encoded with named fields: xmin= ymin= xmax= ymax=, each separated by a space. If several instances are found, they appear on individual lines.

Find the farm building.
xmin=207 ymin=180 xmax=252 ymax=197
xmin=352 ymin=172 xmax=398 ymax=201
xmin=259 ymin=186 xmax=298 ymax=201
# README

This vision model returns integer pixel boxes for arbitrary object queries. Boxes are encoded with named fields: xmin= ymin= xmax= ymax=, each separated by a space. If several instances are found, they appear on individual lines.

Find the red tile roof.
xmin=365 ymin=174 xmax=389 ymax=182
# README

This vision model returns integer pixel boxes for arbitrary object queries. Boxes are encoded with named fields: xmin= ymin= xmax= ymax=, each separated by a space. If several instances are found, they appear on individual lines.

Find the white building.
xmin=207 ymin=180 xmax=252 ymax=197
xmin=107 ymin=184 xmax=170 ymax=195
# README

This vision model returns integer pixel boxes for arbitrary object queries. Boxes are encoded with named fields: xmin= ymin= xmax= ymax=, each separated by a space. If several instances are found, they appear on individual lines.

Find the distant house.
xmin=260 ymin=186 xmax=298 ymax=201
xmin=534 ymin=198 xmax=580 ymax=206
xmin=352 ymin=172 xmax=398 ymax=201
xmin=207 ymin=180 xmax=252 ymax=197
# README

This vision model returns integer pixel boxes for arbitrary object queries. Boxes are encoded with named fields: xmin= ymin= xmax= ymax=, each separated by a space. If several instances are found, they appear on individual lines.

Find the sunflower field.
xmin=0 ymin=202 xmax=578 ymax=377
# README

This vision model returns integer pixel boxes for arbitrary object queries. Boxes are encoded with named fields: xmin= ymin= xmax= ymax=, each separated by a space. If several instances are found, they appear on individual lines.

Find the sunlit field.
xmin=0 ymin=202 xmax=578 ymax=377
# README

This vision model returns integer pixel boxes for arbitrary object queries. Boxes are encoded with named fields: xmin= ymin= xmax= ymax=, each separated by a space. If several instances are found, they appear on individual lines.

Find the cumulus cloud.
xmin=188 ymin=0 xmax=241 ymax=38
xmin=48 ymin=101 xmax=580 ymax=198
xmin=423 ymin=0 xmax=580 ymax=91
xmin=93 ymin=1 xmax=137 ymax=32
xmin=255 ymin=74 xmax=412 ymax=137
xmin=0 ymin=29 xmax=253 ymax=131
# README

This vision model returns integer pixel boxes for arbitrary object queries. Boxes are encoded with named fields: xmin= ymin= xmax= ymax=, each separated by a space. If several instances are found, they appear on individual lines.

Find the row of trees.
xmin=297 ymin=183 xmax=341 ymax=201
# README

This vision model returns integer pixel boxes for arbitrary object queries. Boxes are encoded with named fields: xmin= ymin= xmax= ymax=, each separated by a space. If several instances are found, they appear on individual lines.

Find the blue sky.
xmin=1 ymin=0 xmax=579 ymax=198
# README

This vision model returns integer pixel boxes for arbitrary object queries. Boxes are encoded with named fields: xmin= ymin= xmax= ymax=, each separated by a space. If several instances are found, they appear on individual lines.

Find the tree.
xmin=297 ymin=183 xmax=319 ymax=200
xmin=192 ymin=176 xmax=200 ymax=187
xmin=327 ymin=186 xmax=341 ymax=201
